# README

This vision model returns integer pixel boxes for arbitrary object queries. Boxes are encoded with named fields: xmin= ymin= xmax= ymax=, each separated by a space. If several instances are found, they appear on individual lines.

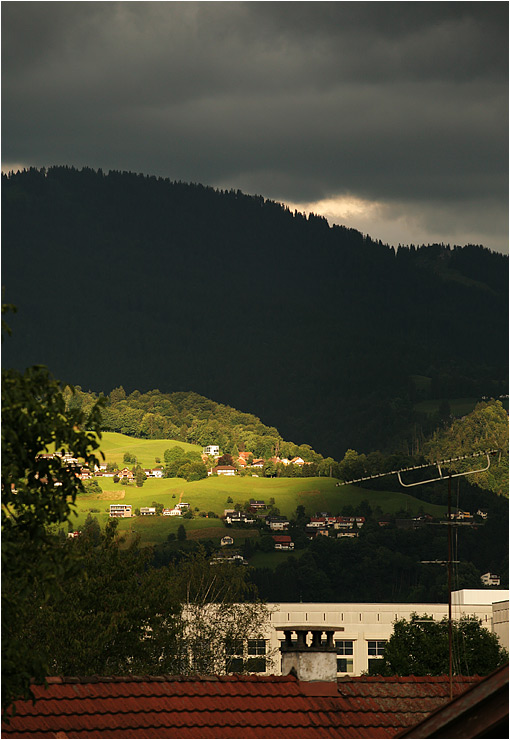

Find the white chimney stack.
xmin=278 ymin=626 xmax=344 ymax=682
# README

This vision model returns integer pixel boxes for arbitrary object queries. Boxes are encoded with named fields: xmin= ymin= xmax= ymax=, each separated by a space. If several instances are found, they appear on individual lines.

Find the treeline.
xmin=65 ymin=385 xmax=335 ymax=467
xmin=3 ymin=166 xmax=507 ymax=457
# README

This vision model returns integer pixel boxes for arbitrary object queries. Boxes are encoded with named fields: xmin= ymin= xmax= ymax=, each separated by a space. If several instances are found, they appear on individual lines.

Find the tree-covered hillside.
xmin=2 ymin=167 xmax=508 ymax=458
xmin=65 ymin=385 xmax=337 ymax=471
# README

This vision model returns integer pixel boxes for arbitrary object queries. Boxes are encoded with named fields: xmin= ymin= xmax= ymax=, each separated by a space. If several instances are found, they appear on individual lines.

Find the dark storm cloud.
xmin=2 ymin=2 xmax=508 ymax=251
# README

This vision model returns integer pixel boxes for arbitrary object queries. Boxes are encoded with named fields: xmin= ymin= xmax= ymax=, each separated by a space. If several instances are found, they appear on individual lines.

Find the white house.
xmin=266 ymin=516 xmax=290 ymax=531
xmin=140 ymin=507 xmax=156 ymax=516
xmin=203 ymin=445 xmax=220 ymax=457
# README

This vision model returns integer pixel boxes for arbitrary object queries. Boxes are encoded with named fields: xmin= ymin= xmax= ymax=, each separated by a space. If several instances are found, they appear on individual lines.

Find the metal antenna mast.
xmin=336 ymin=449 xmax=499 ymax=701
xmin=335 ymin=450 xmax=497 ymax=487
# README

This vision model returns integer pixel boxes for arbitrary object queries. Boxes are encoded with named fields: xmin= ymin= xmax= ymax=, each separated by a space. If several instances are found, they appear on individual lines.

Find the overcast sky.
xmin=2 ymin=2 xmax=508 ymax=252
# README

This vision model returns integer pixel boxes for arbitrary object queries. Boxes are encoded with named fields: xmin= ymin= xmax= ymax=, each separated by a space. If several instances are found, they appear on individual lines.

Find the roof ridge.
xmin=44 ymin=674 xmax=299 ymax=685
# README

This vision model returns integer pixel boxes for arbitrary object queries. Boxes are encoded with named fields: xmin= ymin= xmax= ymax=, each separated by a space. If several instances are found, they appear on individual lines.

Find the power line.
xmin=335 ymin=448 xmax=501 ymax=699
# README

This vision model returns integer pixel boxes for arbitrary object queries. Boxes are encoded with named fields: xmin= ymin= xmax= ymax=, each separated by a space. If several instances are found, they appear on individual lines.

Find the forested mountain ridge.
xmin=2 ymin=166 xmax=508 ymax=458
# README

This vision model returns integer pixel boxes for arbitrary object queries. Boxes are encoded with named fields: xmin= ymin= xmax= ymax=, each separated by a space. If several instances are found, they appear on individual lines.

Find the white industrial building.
xmin=259 ymin=590 xmax=509 ymax=676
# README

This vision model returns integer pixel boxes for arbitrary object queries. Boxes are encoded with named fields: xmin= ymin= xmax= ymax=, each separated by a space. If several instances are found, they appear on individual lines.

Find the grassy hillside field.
xmin=92 ymin=432 xmax=202 ymax=467
xmin=72 ymin=433 xmax=448 ymax=545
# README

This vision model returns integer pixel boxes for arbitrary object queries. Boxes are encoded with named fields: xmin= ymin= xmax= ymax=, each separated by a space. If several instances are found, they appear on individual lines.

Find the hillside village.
xmin=43 ymin=447 xmax=495 ymax=566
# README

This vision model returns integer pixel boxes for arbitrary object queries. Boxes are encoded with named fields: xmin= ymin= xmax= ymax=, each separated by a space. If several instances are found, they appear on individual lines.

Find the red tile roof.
xmin=397 ymin=664 xmax=508 ymax=738
xmin=2 ymin=674 xmax=480 ymax=739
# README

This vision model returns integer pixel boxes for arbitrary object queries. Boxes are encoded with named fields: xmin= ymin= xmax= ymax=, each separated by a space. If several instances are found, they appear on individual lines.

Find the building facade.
xmin=260 ymin=590 xmax=509 ymax=677
xmin=109 ymin=504 xmax=132 ymax=518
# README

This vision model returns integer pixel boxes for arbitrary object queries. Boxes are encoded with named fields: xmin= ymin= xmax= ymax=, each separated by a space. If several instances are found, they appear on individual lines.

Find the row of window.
xmin=222 ymin=638 xmax=387 ymax=674
xmin=335 ymin=639 xmax=386 ymax=655
xmin=226 ymin=638 xmax=267 ymax=672
xmin=336 ymin=639 xmax=386 ymax=673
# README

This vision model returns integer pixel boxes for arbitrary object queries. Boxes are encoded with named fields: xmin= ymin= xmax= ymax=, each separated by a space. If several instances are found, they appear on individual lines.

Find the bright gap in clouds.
xmin=283 ymin=194 xmax=410 ymax=245
xmin=282 ymin=195 xmax=507 ymax=253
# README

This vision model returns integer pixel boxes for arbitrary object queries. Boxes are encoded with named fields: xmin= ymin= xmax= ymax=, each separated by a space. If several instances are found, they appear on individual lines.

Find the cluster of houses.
xmin=95 ymin=466 xmax=164 ymax=482
xmin=305 ymin=515 xmax=366 ymax=539
xmin=109 ymin=502 xmax=190 ymax=518
xmin=37 ymin=453 xmax=165 ymax=483
xmin=204 ymin=445 xmax=309 ymax=476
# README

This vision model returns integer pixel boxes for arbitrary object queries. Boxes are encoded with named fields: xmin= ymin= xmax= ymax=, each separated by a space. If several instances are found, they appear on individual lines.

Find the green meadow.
xmin=93 ymin=432 xmax=201 ymax=467
xmin=73 ymin=433 xmax=448 ymax=546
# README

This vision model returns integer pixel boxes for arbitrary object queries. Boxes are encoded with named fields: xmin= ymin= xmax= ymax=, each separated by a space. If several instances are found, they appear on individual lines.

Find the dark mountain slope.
xmin=2 ymin=167 xmax=508 ymax=457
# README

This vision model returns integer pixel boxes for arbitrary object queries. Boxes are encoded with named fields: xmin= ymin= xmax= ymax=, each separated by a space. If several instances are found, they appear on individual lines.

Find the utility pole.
xmin=336 ymin=450 xmax=498 ymax=701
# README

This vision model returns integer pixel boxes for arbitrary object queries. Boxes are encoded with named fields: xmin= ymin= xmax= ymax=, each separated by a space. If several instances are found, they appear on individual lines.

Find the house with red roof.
xmin=238 ymin=451 xmax=253 ymax=462
xmin=272 ymin=534 xmax=294 ymax=550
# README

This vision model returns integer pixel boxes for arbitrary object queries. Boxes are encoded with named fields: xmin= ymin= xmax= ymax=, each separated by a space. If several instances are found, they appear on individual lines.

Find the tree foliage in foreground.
xmin=2 ymin=363 xmax=103 ymax=711
xmin=2 ymin=357 xmax=272 ymax=716
xmin=20 ymin=528 xmax=272 ymax=681
xmin=368 ymin=613 xmax=508 ymax=677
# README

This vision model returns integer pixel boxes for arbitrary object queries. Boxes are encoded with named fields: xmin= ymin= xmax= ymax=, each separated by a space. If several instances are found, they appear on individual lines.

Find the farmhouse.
xmin=143 ymin=468 xmax=164 ymax=478
xmin=289 ymin=456 xmax=305 ymax=466
xmin=249 ymin=498 xmax=265 ymax=509
xmin=117 ymin=468 xmax=135 ymax=482
xmin=203 ymin=444 xmax=220 ymax=457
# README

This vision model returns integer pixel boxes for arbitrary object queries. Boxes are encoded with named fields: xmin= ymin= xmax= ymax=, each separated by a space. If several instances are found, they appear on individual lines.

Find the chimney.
xmin=277 ymin=626 xmax=344 ymax=682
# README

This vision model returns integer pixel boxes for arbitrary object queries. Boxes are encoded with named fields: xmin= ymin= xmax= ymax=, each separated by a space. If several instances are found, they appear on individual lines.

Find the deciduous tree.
xmin=2 ymin=362 xmax=103 ymax=711
xmin=368 ymin=613 xmax=508 ymax=677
